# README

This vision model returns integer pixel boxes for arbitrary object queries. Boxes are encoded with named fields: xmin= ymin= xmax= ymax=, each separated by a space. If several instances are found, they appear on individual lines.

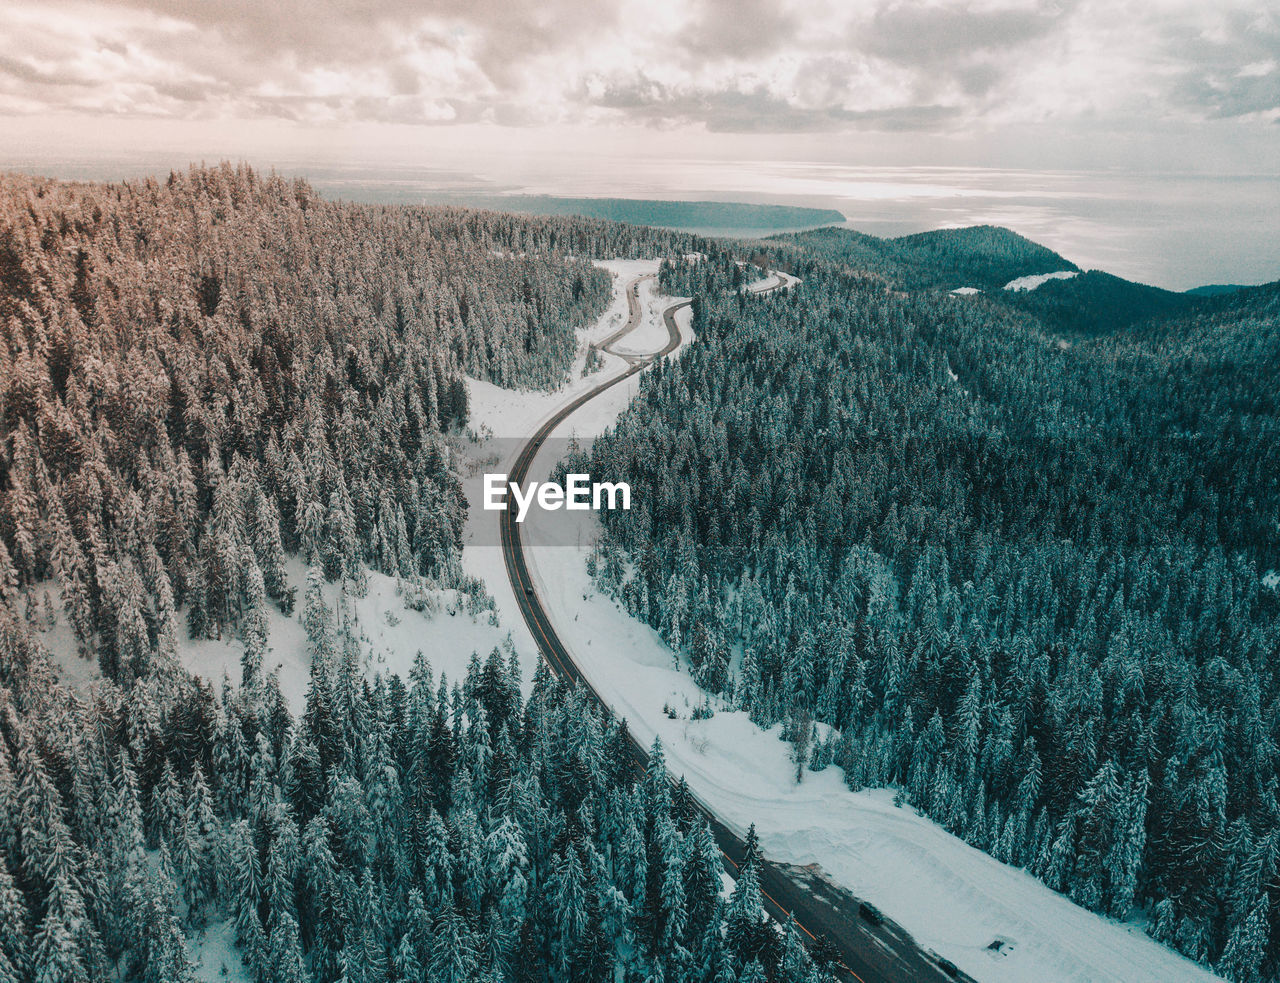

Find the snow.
xmin=457 ymin=259 xmax=694 ymax=703
xmin=187 ymin=918 xmax=251 ymax=983
xmin=951 ymin=286 xmax=982 ymax=295
xmin=745 ymin=269 xmax=800 ymax=294
xmin=454 ymin=260 xmax=1221 ymax=983
xmin=612 ymin=276 xmax=676 ymax=356
xmin=30 ymin=256 xmax=1220 ymax=983
xmin=465 ymin=259 xmax=662 ymax=439
xmin=34 ymin=585 xmax=102 ymax=694
xmin=127 ymin=260 xmax=680 ymax=714
xmin=1264 ymin=569 xmax=1279 ymax=590
xmin=173 ymin=559 xmax=517 ymax=713
xmin=1003 ymin=271 xmax=1079 ymax=291
xmin=36 ymin=560 xmax=515 ymax=715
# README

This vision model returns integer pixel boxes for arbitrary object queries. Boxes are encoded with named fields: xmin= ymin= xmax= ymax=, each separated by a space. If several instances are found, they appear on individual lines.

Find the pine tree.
xmin=1218 ymin=892 xmax=1268 ymax=983
xmin=551 ymin=843 xmax=590 ymax=973
xmin=724 ymin=859 xmax=766 ymax=968
xmin=429 ymin=905 xmax=477 ymax=983
xmin=241 ymin=557 xmax=269 ymax=690
xmin=682 ymin=820 xmax=723 ymax=945
xmin=778 ymin=915 xmax=812 ymax=982
xmin=283 ymin=735 xmax=324 ymax=823
xmin=267 ymin=909 xmax=308 ymax=983
xmin=0 ymin=864 xmax=30 ymax=982
xmin=148 ymin=758 xmax=183 ymax=848
xmin=31 ymin=873 xmax=92 ymax=983
xmin=141 ymin=845 xmax=196 ymax=983
xmin=571 ymin=894 xmax=614 ymax=983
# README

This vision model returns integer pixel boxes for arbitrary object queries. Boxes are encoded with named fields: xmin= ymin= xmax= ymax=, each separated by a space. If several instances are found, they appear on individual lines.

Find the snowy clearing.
xmin=40 ymin=559 xmax=516 ymax=715
xmin=177 ymin=562 xmax=513 ymax=712
xmin=1003 ymin=270 xmax=1079 ymax=291
xmin=187 ymin=918 xmax=251 ymax=983
xmin=951 ymin=286 xmax=982 ymax=295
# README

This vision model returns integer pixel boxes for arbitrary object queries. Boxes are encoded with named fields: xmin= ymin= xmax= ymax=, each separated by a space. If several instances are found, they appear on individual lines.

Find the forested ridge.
xmin=767 ymin=225 xmax=1077 ymax=292
xmin=996 ymin=270 xmax=1199 ymax=337
xmin=0 ymin=166 xmax=848 ymax=982
xmin=589 ymin=249 xmax=1280 ymax=980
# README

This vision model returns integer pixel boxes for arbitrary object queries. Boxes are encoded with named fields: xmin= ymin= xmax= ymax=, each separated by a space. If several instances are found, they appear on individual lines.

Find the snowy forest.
xmin=2 ymin=161 xmax=1279 ymax=982
xmin=0 ymin=163 xmax=628 ymax=682
xmin=587 ymin=244 xmax=1280 ymax=981
xmin=0 ymin=166 xmax=848 ymax=982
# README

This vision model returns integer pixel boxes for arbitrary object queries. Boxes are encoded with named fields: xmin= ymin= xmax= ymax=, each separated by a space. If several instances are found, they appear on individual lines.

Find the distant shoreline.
xmin=325 ymin=188 xmax=848 ymax=236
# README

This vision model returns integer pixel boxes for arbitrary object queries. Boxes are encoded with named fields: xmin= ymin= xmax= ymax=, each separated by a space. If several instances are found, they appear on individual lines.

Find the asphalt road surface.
xmin=499 ymin=273 xmax=972 ymax=983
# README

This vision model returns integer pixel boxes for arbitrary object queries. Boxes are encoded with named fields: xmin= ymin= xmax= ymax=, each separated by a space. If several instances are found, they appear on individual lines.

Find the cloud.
xmin=1162 ymin=7 xmax=1280 ymax=119
xmin=679 ymin=0 xmax=798 ymax=60
xmin=863 ymin=1 xmax=1069 ymax=64
xmin=583 ymin=72 xmax=959 ymax=132
xmin=0 ymin=0 xmax=1275 ymax=134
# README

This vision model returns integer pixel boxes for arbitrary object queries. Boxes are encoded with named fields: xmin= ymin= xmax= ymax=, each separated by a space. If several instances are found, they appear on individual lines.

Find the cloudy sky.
xmin=0 ymin=0 xmax=1276 ymax=284
xmin=1 ymin=0 xmax=1275 ymax=157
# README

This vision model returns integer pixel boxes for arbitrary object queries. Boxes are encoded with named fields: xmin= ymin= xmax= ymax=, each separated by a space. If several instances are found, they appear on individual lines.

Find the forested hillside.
xmin=0 ymin=166 xmax=846 ymax=983
xmin=2 ymin=162 xmax=1276 ymax=981
xmin=589 ymin=250 xmax=1280 ymax=981
xmin=0 ymin=601 xmax=829 ymax=982
xmin=0 ymin=163 xmax=647 ymax=686
xmin=765 ymin=226 xmax=1216 ymax=339
xmin=995 ymin=270 xmax=1198 ymax=337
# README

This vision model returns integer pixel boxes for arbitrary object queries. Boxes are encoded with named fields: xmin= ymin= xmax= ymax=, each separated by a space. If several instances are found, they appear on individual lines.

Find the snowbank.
xmin=1003 ymin=271 xmax=1079 ymax=291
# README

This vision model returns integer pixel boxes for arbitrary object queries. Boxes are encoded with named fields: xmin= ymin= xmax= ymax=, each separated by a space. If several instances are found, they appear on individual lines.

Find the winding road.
xmin=499 ymin=272 xmax=970 ymax=983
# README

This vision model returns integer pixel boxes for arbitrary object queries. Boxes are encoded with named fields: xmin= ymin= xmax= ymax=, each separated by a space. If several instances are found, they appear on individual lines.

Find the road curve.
xmin=499 ymin=272 xmax=967 ymax=983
